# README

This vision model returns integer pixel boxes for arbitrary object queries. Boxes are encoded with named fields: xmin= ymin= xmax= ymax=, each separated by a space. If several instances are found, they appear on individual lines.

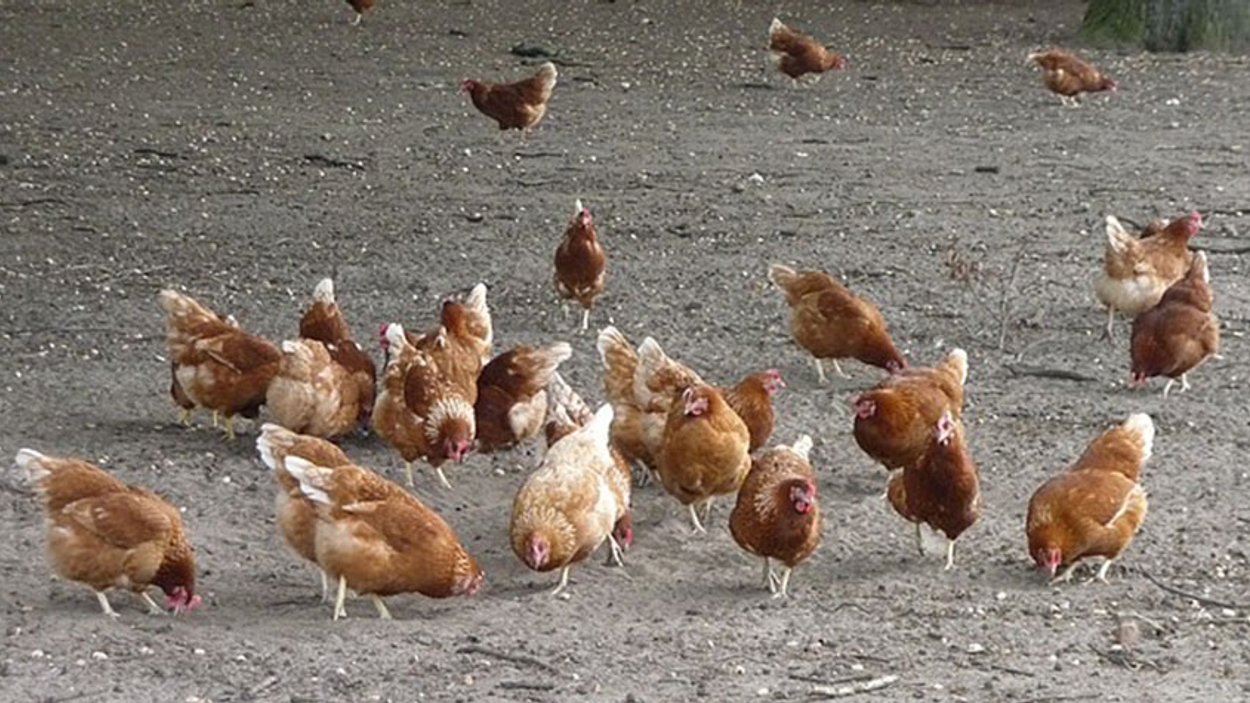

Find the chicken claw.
xmin=813 ymin=358 xmax=827 ymax=384
xmin=222 ymin=415 xmax=237 ymax=441
xmin=177 ymin=408 xmax=193 ymax=427
xmin=350 ymin=12 xmax=362 ymax=26
xmin=95 ymin=591 xmax=120 ymax=618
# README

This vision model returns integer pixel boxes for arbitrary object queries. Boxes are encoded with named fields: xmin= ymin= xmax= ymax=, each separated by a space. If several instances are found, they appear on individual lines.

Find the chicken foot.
xmin=1162 ymin=374 xmax=1191 ymax=398
xmin=688 ymin=499 xmax=714 ymax=534
xmin=177 ymin=408 xmax=193 ymax=427
xmin=772 ymin=567 xmax=794 ymax=599
xmin=1050 ymin=562 xmax=1080 ymax=586
xmin=436 ymin=466 xmax=453 ymax=490
xmin=95 ymin=590 xmax=120 ymax=618
xmin=222 ymin=415 xmax=237 ymax=441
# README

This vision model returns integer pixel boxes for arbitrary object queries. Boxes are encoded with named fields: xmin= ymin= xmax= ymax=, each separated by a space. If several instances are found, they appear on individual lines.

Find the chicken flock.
xmin=14 ymin=17 xmax=1223 ymax=621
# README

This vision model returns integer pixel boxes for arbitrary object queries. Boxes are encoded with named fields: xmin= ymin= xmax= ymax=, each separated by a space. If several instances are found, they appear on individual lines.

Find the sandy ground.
xmin=2 ymin=0 xmax=1249 ymax=701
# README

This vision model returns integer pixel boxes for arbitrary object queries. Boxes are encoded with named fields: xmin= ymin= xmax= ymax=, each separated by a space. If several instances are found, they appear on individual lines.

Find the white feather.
xmin=282 ymin=456 xmax=333 ymax=505
xmin=586 ymin=404 xmax=614 ymax=443
xmin=14 ymin=448 xmax=50 ymax=483
xmin=255 ymin=424 xmax=295 ymax=475
xmin=384 ymin=323 xmax=407 ymax=350
xmin=1105 ymin=216 xmax=1132 ymax=252
xmin=949 ymin=348 xmax=969 ymax=385
xmin=789 ymin=435 xmax=813 ymax=461
xmin=313 ymin=277 xmax=335 ymax=304
xmin=1122 ymin=413 xmax=1154 ymax=464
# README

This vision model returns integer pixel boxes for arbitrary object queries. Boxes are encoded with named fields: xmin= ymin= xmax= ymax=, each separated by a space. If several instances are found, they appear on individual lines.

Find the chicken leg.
xmin=350 ymin=12 xmax=362 ymax=25
xmin=1050 ymin=562 xmax=1080 ymax=586
xmin=550 ymin=566 xmax=571 ymax=596
xmin=369 ymin=595 xmax=392 ymax=620
xmin=607 ymin=534 xmax=625 ymax=567
xmin=333 ymin=575 xmax=349 ymax=621
xmin=95 ymin=591 xmax=120 ymax=618
xmin=688 ymin=502 xmax=708 ymax=534
xmin=177 ymin=408 xmax=193 ymax=426
xmin=761 ymin=557 xmax=780 ymax=592
xmin=319 ymin=570 xmax=330 ymax=603
xmin=436 ymin=467 xmax=453 ymax=490
xmin=943 ymin=540 xmax=957 ymax=571
xmin=403 ymin=461 xmax=414 ymax=487
xmin=914 ymin=523 xmax=926 ymax=557
xmin=580 ymin=308 xmax=591 ymax=333
xmin=137 ymin=591 xmax=165 ymax=615
xmin=773 ymin=566 xmax=794 ymax=599
xmin=1102 ymin=307 xmax=1116 ymax=342
xmin=222 ymin=415 xmax=237 ymax=441
xmin=813 ymin=358 xmax=827 ymax=384
xmin=1094 ymin=559 xmax=1115 ymax=583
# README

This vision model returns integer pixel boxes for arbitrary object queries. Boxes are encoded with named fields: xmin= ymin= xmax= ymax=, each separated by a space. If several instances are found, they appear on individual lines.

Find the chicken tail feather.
xmin=14 ymin=448 xmax=50 ymax=483
xmin=548 ymin=371 xmax=594 ymax=427
xmin=766 ymin=263 xmax=801 ymax=294
xmin=598 ymin=326 xmax=638 ymax=403
xmin=313 ymin=277 xmax=335 ymax=304
xmin=788 ymin=434 xmax=813 ymax=461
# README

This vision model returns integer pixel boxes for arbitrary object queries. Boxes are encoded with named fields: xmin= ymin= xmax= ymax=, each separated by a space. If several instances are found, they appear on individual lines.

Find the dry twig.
xmin=1138 ymin=570 xmax=1247 ymax=610
xmin=810 ymin=674 xmax=898 ymax=699
xmin=456 ymin=645 xmax=559 ymax=675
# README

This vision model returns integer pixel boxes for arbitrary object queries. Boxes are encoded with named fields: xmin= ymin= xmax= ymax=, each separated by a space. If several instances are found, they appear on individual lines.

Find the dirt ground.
xmin=2 ymin=0 xmax=1248 ymax=700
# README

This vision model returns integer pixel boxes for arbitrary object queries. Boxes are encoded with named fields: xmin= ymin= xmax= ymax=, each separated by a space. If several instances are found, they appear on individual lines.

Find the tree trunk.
xmin=1082 ymin=0 xmax=1250 ymax=52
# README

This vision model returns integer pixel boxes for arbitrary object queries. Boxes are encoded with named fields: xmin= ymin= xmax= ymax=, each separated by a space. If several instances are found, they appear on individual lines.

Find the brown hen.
xmin=1026 ymin=413 xmax=1152 ymax=584
xmin=729 ymin=435 xmax=820 ymax=597
xmin=16 ymin=449 xmax=200 ymax=617
xmin=1130 ymin=252 xmax=1220 ymax=396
